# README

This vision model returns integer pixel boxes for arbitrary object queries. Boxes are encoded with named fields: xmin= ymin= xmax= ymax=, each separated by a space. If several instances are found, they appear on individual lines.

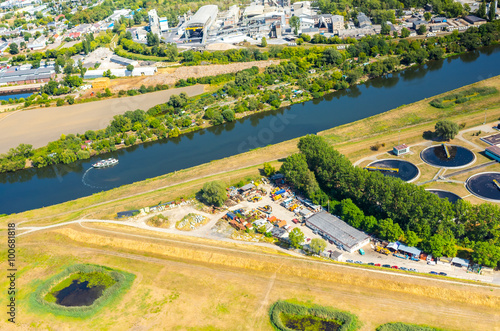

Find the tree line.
xmin=280 ymin=135 xmax=500 ymax=267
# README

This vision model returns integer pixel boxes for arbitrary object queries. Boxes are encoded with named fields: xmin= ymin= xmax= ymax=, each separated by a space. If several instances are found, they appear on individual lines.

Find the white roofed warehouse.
xmin=305 ymin=211 xmax=370 ymax=253
xmin=186 ymin=5 xmax=219 ymax=38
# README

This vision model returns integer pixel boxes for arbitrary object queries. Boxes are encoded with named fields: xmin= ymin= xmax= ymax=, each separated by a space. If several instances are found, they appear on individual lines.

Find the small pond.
xmin=54 ymin=280 xmax=105 ymax=307
xmin=281 ymin=313 xmax=342 ymax=331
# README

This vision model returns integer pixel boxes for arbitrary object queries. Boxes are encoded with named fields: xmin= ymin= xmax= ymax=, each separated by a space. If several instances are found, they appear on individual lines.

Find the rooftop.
xmin=188 ymin=5 xmax=218 ymax=27
xmin=486 ymin=145 xmax=500 ymax=157
xmin=464 ymin=15 xmax=487 ymax=23
xmin=394 ymin=144 xmax=409 ymax=150
xmin=306 ymin=211 xmax=369 ymax=249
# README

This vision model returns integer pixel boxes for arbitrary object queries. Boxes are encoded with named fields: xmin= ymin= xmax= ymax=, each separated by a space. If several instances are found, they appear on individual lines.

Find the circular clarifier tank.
xmin=365 ymin=159 xmax=420 ymax=183
xmin=426 ymin=189 xmax=462 ymax=204
xmin=420 ymin=144 xmax=475 ymax=168
xmin=466 ymin=172 xmax=500 ymax=202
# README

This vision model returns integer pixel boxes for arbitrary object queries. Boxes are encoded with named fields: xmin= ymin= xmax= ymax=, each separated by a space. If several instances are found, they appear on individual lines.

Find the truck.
xmin=375 ymin=246 xmax=390 ymax=255
xmin=273 ymin=194 xmax=282 ymax=201
xmin=359 ymin=248 xmax=365 ymax=255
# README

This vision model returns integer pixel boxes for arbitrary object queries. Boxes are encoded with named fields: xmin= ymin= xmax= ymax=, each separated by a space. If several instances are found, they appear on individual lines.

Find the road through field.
xmin=0 ymin=84 xmax=204 ymax=153
xmin=17 ymin=219 xmax=500 ymax=288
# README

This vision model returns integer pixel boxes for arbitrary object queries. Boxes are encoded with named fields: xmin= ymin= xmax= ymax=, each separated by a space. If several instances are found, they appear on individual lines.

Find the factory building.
xmin=148 ymin=9 xmax=160 ymax=35
xmin=305 ymin=211 xmax=370 ymax=253
xmin=186 ymin=5 xmax=219 ymax=38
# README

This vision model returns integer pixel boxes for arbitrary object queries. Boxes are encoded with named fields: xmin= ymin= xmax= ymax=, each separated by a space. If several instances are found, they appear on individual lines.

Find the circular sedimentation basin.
xmin=466 ymin=172 xmax=500 ymax=202
xmin=426 ymin=189 xmax=462 ymax=203
xmin=420 ymin=144 xmax=475 ymax=168
xmin=365 ymin=159 xmax=420 ymax=183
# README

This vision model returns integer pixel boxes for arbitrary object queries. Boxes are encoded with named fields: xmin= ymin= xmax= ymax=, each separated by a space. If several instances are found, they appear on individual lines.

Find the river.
xmin=2 ymin=46 xmax=500 ymax=214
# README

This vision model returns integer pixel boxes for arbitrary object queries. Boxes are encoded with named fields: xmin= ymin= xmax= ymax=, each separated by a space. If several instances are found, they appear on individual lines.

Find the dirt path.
xmin=0 ymin=85 xmax=204 ymax=153
xmin=17 ymin=218 xmax=499 ymax=287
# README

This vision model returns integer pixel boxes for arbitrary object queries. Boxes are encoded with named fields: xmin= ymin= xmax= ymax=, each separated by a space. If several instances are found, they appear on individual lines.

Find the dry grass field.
xmin=2 ymin=223 xmax=499 ymax=330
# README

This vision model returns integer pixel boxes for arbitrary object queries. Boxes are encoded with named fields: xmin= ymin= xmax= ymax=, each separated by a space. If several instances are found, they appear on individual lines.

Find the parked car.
xmin=427 ymin=261 xmax=436 ymax=265
xmin=346 ymin=259 xmax=354 ymax=263
xmin=367 ymin=262 xmax=375 ymax=266
xmin=409 ymin=268 xmax=418 ymax=272
xmin=430 ymin=271 xmax=438 ymax=275
xmin=382 ymin=264 xmax=391 ymax=268
xmin=439 ymin=272 xmax=447 ymax=276
xmin=306 ymin=238 xmax=311 ymax=242
xmin=355 ymin=261 xmax=363 ymax=264
xmin=391 ymin=266 xmax=398 ymax=269
xmin=292 ymin=218 xmax=299 ymax=224
xmin=400 ymin=267 xmax=408 ymax=271
xmin=374 ymin=263 xmax=381 ymax=267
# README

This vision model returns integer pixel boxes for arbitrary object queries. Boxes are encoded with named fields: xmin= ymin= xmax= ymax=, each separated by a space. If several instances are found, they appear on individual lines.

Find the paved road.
xmin=0 ymin=85 xmax=204 ymax=153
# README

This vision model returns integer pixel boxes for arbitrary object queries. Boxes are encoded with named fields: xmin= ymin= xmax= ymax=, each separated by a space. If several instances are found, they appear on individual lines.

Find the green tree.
xmin=478 ymin=0 xmax=487 ymax=18
xmin=146 ymin=32 xmax=159 ymax=47
xmin=201 ymin=180 xmax=227 ymax=206
xmin=337 ymin=199 xmax=364 ymax=228
xmin=424 ymin=12 xmax=432 ymax=21
xmin=263 ymin=162 xmax=276 ymax=176
xmin=435 ymin=120 xmax=459 ymax=140
xmin=425 ymin=234 xmax=446 ymax=257
xmin=290 ymin=16 xmax=300 ymax=35
xmin=56 ymin=99 xmax=64 ymax=106
xmin=221 ymin=109 xmax=235 ymax=122
xmin=280 ymin=153 xmax=319 ymax=197
xmin=322 ymin=48 xmax=342 ymax=65
xmin=261 ymin=36 xmax=267 ymax=47
xmin=289 ymin=227 xmax=305 ymax=249
xmin=472 ymin=242 xmax=500 ymax=267
xmin=309 ymin=238 xmax=327 ymax=254
xmin=489 ymin=0 xmax=496 ymax=20
xmin=417 ymin=25 xmax=427 ymax=35
xmin=400 ymin=27 xmax=410 ymax=38
xmin=404 ymin=230 xmax=420 ymax=247
xmin=126 ymin=64 xmax=134 ymax=71
xmin=381 ymin=22 xmax=390 ymax=35
xmin=9 ymin=43 xmax=18 ymax=54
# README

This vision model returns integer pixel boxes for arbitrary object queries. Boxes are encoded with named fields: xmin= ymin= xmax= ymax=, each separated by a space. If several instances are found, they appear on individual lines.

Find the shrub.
xmin=29 ymin=264 xmax=135 ymax=318
xmin=269 ymin=300 xmax=361 ymax=331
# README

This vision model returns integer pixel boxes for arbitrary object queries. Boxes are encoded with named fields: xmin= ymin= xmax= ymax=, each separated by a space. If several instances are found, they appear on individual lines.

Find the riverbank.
xmin=3 ymin=75 xmax=500 ymax=224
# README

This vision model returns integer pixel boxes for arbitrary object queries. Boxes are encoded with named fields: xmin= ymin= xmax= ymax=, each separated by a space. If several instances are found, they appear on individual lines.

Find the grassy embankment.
xmin=3 ymin=224 xmax=498 ymax=330
xmin=3 ymin=76 xmax=500 ymax=226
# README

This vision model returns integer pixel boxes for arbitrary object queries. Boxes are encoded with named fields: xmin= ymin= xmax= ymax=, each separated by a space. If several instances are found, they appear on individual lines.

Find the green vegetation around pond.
xmin=269 ymin=300 xmax=360 ymax=331
xmin=377 ymin=322 xmax=448 ymax=331
xmin=30 ymin=264 xmax=134 ymax=318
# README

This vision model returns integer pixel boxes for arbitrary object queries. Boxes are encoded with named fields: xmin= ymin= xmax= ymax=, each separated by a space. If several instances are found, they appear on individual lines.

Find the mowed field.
xmin=0 ymin=85 xmax=205 ymax=154
xmin=3 ymin=222 xmax=500 ymax=330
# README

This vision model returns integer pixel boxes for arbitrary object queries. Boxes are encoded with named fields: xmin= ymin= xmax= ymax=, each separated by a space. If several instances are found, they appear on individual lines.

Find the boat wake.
xmin=81 ymin=168 xmax=110 ymax=189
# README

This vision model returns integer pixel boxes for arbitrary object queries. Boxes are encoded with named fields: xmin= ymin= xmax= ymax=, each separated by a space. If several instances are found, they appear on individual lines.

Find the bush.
xmin=269 ymin=300 xmax=361 ymax=331
xmin=376 ymin=322 xmax=445 ymax=331
xmin=29 ymin=264 xmax=135 ymax=318
xmin=201 ymin=181 xmax=227 ymax=206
